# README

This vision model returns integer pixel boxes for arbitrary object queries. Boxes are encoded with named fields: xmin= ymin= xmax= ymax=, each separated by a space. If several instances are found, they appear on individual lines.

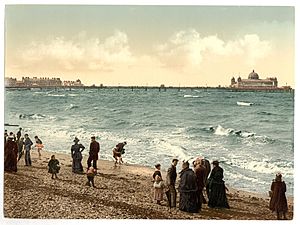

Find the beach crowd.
xmin=4 ymin=129 xmax=289 ymax=220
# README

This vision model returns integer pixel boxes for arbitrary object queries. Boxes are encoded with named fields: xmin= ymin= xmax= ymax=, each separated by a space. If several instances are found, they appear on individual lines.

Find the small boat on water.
xmin=237 ymin=101 xmax=253 ymax=106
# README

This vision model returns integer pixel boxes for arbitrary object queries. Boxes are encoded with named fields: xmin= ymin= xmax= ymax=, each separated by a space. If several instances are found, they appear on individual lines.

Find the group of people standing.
xmin=152 ymin=157 xmax=288 ymax=219
xmin=70 ymin=136 xmax=126 ymax=187
xmin=152 ymin=157 xmax=229 ymax=213
xmin=4 ymin=128 xmax=43 ymax=172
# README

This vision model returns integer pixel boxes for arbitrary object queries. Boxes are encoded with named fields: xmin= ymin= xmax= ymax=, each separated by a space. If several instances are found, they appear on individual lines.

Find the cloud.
xmin=19 ymin=30 xmax=135 ymax=72
xmin=155 ymin=29 xmax=272 ymax=68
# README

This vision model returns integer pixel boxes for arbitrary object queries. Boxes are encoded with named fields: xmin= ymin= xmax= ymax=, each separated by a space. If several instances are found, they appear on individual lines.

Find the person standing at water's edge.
xmin=207 ymin=160 xmax=229 ymax=209
xmin=269 ymin=173 xmax=288 ymax=220
xmin=34 ymin=136 xmax=43 ymax=160
xmin=71 ymin=137 xmax=85 ymax=173
xmin=87 ymin=136 xmax=100 ymax=170
xmin=165 ymin=158 xmax=178 ymax=209
xmin=24 ymin=134 xmax=33 ymax=166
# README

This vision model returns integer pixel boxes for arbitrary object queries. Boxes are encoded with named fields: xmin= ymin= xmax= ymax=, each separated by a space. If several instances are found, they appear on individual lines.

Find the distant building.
xmin=21 ymin=77 xmax=62 ymax=87
xmin=230 ymin=70 xmax=279 ymax=90
xmin=4 ymin=77 xmax=17 ymax=86
xmin=4 ymin=76 xmax=85 ymax=87
xmin=63 ymin=79 xmax=84 ymax=87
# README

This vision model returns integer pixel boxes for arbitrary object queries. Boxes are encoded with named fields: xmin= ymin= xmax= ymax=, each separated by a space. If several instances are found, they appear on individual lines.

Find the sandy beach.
xmin=3 ymin=149 xmax=294 ymax=220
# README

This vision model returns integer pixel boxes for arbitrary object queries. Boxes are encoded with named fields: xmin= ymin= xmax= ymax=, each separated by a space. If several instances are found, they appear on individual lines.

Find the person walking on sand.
xmin=178 ymin=161 xmax=199 ymax=213
xmin=87 ymin=136 xmax=100 ymax=170
xmin=269 ymin=173 xmax=288 ymax=220
xmin=86 ymin=166 xmax=97 ymax=187
xmin=48 ymin=155 xmax=60 ymax=179
xmin=207 ymin=160 xmax=229 ymax=209
xmin=71 ymin=137 xmax=85 ymax=173
xmin=24 ymin=134 xmax=33 ymax=166
xmin=112 ymin=141 xmax=126 ymax=165
xmin=165 ymin=159 xmax=178 ymax=209
xmin=4 ymin=135 xmax=18 ymax=172
xmin=153 ymin=164 xmax=164 ymax=205
xmin=34 ymin=135 xmax=44 ymax=160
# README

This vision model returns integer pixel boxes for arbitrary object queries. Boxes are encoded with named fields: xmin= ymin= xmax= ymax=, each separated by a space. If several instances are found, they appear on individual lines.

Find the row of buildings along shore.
xmin=5 ymin=70 xmax=292 ymax=91
xmin=5 ymin=76 xmax=83 ymax=87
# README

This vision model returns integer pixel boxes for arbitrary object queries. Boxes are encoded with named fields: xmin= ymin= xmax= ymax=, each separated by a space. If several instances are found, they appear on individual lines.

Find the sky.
xmin=4 ymin=4 xmax=295 ymax=87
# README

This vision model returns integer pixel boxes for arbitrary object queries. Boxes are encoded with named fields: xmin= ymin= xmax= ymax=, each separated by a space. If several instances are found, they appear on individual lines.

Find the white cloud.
xmin=20 ymin=30 xmax=135 ymax=72
xmin=155 ymin=29 xmax=272 ymax=68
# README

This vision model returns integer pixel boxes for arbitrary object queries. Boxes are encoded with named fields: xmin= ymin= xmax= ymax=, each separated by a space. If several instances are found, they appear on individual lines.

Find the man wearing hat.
xmin=87 ymin=136 xmax=100 ymax=170
xmin=165 ymin=158 xmax=179 ymax=209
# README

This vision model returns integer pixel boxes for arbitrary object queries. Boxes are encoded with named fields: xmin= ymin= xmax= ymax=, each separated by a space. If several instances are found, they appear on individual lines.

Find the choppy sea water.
xmin=4 ymin=88 xmax=294 ymax=196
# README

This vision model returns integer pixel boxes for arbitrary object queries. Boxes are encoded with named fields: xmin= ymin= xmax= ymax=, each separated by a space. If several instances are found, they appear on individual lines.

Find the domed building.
xmin=248 ymin=70 xmax=259 ymax=80
xmin=230 ymin=70 xmax=278 ymax=90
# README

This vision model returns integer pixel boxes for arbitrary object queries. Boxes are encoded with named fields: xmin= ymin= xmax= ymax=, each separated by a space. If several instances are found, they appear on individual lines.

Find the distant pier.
xmin=5 ymin=85 xmax=293 ymax=93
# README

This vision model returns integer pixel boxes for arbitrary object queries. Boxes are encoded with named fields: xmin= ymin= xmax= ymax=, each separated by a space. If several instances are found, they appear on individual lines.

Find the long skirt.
xmin=153 ymin=187 xmax=164 ymax=201
xmin=208 ymin=182 xmax=230 ymax=208
xmin=179 ymin=191 xmax=199 ymax=213
xmin=72 ymin=152 xmax=83 ymax=173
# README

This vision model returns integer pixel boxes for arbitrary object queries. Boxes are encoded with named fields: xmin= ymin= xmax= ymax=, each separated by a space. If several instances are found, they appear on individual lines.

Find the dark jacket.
xmin=48 ymin=159 xmax=60 ymax=174
xmin=89 ymin=141 xmax=100 ymax=160
xmin=166 ymin=165 xmax=177 ymax=186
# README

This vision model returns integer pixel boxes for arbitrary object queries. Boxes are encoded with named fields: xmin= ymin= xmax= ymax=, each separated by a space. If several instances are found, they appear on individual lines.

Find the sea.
xmin=4 ymin=88 xmax=294 ymax=196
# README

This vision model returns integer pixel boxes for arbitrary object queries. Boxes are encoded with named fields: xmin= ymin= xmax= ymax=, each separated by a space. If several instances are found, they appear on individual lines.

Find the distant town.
xmin=4 ymin=70 xmax=293 ymax=92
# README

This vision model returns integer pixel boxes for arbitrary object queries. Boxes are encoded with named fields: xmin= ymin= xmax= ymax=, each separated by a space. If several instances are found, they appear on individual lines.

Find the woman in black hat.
xmin=71 ymin=137 xmax=85 ymax=173
xmin=207 ymin=160 xmax=229 ymax=208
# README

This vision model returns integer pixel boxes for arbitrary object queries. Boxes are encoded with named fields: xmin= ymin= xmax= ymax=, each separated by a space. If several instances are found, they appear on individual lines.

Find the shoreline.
xmin=3 ymin=149 xmax=294 ymax=219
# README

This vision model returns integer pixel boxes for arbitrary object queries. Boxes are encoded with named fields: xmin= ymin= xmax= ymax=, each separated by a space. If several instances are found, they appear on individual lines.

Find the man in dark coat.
xmin=165 ymin=158 xmax=179 ymax=209
xmin=178 ymin=161 xmax=199 ymax=213
xmin=24 ymin=134 xmax=33 ymax=166
xmin=194 ymin=159 xmax=207 ymax=209
xmin=269 ymin=173 xmax=288 ymax=220
xmin=4 ymin=135 xmax=18 ymax=172
xmin=207 ymin=160 xmax=229 ymax=208
xmin=87 ymin=136 xmax=100 ymax=170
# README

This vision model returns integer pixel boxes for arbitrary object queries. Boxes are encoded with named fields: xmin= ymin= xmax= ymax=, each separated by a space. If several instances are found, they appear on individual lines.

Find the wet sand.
xmin=3 ymin=149 xmax=294 ymax=219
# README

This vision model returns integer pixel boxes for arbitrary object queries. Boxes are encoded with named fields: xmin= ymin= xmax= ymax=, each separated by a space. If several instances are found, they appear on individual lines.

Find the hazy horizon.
xmin=5 ymin=5 xmax=295 ymax=87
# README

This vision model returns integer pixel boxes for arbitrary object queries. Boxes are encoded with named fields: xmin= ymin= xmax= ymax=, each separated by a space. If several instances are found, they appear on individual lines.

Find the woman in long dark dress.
xmin=4 ymin=136 xmax=18 ymax=172
xmin=269 ymin=173 xmax=288 ymax=220
xmin=178 ymin=161 xmax=199 ymax=213
xmin=71 ymin=137 xmax=85 ymax=173
xmin=207 ymin=160 xmax=229 ymax=208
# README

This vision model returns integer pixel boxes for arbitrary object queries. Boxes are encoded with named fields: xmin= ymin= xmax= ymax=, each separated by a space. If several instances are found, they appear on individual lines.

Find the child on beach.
xmin=152 ymin=164 xmax=164 ymax=205
xmin=35 ymin=135 xmax=44 ymax=160
xmin=48 ymin=155 xmax=60 ymax=179
xmin=86 ymin=166 xmax=97 ymax=187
